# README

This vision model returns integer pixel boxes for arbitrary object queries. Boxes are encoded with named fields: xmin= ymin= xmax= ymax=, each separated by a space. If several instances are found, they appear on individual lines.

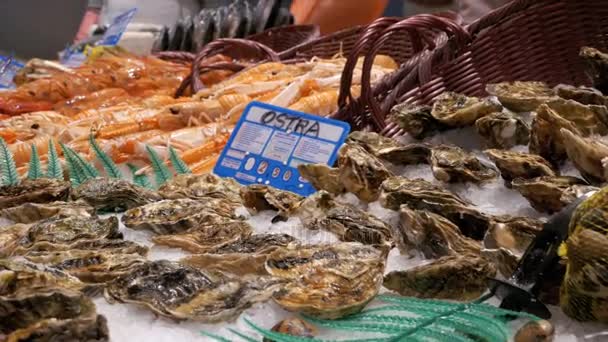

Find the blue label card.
xmin=61 ymin=49 xmax=87 ymax=68
xmin=96 ymin=8 xmax=138 ymax=46
xmin=214 ymin=101 xmax=350 ymax=196
xmin=0 ymin=56 xmax=24 ymax=89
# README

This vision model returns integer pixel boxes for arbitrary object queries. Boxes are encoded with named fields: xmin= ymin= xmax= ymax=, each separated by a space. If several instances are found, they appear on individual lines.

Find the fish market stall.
xmin=1 ymin=0 xmax=608 ymax=341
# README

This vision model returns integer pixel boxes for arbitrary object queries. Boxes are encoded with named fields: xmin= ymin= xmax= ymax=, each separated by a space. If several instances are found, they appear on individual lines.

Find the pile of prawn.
xmin=0 ymin=53 xmax=398 ymax=178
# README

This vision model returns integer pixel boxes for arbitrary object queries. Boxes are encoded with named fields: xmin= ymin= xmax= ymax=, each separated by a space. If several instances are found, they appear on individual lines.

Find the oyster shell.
xmin=485 ymin=81 xmax=555 ymax=112
xmin=262 ymin=317 xmax=318 ymax=342
xmin=514 ymin=320 xmax=555 ymax=342
xmin=0 ymin=289 xmax=109 ymax=341
xmin=383 ymin=254 xmax=496 ymax=300
xmin=380 ymin=177 xmax=490 ymax=239
xmin=0 ymin=200 xmax=95 ymax=224
xmin=396 ymin=207 xmax=481 ymax=258
xmin=299 ymin=143 xmax=393 ymax=202
xmin=484 ymin=149 xmax=556 ymax=184
xmin=0 ymin=260 xmax=89 ymax=296
xmin=239 ymin=185 xmax=303 ymax=215
xmin=0 ymin=224 xmax=29 ymax=257
xmin=104 ymin=260 xmax=284 ymax=322
xmin=0 ymin=178 xmax=70 ymax=210
xmin=431 ymin=92 xmax=502 ymax=126
xmin=346 ymin=131 xmax=431 ymax=165
xmin=266 ymin=242 xmax=385 ymax=319
xmin=390 ymin=102 xmax=446 ymax=139
xmin=158 ymin=173 xmax=242 ymax=205
xmin=295 ymin=191 xmax=393 ymax=248
xmin=17 ymin=216 xmax=121 ymax=252
xmin=475 ymin=112 xmax=530 ymax=148
xmin=580 ymin=46 xmax=608 ymax=94
xmin=25 ymin=238 xmax=149 ymax=256
xmin=561 ymin=128 xmax=608 ymax=183
xmin=555 ymin=84 xmax=606 ymax=106
xmin=296 ymin=164 xmax=344 ymax=195
xmin=122 ymin=198 xmax=240 ymax=234
xmin=72 ymin=178 xmax=161 ymax=212
xmin=530 ymin=100 xmax=608 ymax=164
xmin=430 ymin=145 xmax=498 ymax=183
xmin=24 ymin=249 xmax=145 ymax=284
xmin=482 ymin=215 xmax=543 ymax=277
xmin=180 ymin=234 xmax=294 ymax=276
xmin=152 ymin=220 xmax=253 ymax=253
xmin=511 ymin=176 xmax=596 ymax=213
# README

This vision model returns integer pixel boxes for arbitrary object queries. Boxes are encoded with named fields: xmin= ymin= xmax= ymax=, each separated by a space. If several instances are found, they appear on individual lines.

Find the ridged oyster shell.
xmin=239 ymin=185 xmax=303 ymax=216
xmin=152 ymin=220 xmax=253 ymax=253
xmin=580 ymin=46 xmax=608 ymax=94
xmin=431 ymin=92 xmax=502 ymax=126
xmin=0 ymin=200 xmax=95 ymax=224
xmin=560 ymin=128 xmax=608 ymax=183
xmin=265 ymin=242 xmax=385 ymax=319
xmin=486 ymin=81 xmax=555 ymax=112
xmin=158 ymin=173 xmax=242 ymax=205
xmin=484 ymin=149 xmax=556 ymax=184
xmin=0 ymin=178 xmax=70 ymax=210
xmin=512 ymin=176 xmax=598 ymax=213
xmin=390 ymin=102 xmax=445 ymax=139
xmin=383 ymin=254 xmax=496 ymax=301
xmin=72 ymin=178 xmax=161 ymax=212
xmin=430 ymin=145 xmax=498 ymax=183
xmin=475 ymin=112 xmax=530 ymax=148
xmin=346 ymin=131 xmax=431 ymax=165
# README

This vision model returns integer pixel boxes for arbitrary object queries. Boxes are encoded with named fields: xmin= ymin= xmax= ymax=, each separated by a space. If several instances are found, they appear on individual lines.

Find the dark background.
xmin=0 ymin=0 xmax=403 ymax=60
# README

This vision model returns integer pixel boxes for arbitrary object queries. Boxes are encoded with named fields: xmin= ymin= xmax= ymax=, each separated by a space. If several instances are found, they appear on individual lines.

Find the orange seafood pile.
xmin=1 ymin=54 xmax=398 ymax=178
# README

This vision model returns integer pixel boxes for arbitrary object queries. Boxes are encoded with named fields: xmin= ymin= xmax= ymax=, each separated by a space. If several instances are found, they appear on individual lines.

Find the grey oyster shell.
xmin=0 ymin=200 xmax=95 ymax=224
xmin=475 ymin=112 xmax=530 ymax=149
xmin=0 ymin=178 xmax=70 ymax=210
xmin=390 ymin=102 xmax=445 ymax=139
xmin=486 ymin=81 xmax=555 ymax=112
xmin=484 ymin=149 xmax=556 ymax=184
xmin=431 ymin=92 xmax=502 ymax=126
xmin=429 ymin=145 xmax=498 ymax=183
xmin=72 ymin=178 xmax=161 ymax=212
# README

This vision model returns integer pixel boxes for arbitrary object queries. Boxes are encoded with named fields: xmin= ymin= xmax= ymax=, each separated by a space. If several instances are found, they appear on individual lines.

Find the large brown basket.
xmin=335 ymin=0 xmax=608 ymax=136
xmin=246 ymin=24 xmax=320 ymax=54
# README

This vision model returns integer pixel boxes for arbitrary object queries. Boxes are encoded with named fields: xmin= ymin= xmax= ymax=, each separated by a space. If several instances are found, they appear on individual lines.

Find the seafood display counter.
xmin=2 ymin=21 xmax=608 ymax=342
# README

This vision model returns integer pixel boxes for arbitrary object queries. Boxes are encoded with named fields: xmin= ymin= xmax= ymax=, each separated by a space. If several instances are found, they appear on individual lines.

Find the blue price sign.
xmin=214 ymin=101 xmax=350 ymax=196
xmin=96 ymin=8 xmax=138 ymax=46
xmin=0 ymin=56 xmax=24 ymax=89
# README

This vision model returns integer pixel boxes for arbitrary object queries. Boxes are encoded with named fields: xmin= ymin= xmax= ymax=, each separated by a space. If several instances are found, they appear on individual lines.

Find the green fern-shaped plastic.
xmin=89 ymin=134 xmax=122 ymax=178
xmin=204 ymin=294 xmax=541 ymax=342
xmin=168 ymin=146 xmax=191 ymax=174
xmin=60 ymin=143 xmax=87 ymax=186
xmin=127 ymin=163 xmax=153 ymax=189
xmin=46 ymin=140 xmax=63 ymax=180
xmin=145 ymin=145 xmax=172 ymax=186
xmin=0 ymin=137 xmax=19 ymax=186
xmin=27 ymin=144 xmax=43 ymax=179
xmin=67 ymin=146 xmax=99 ymax=179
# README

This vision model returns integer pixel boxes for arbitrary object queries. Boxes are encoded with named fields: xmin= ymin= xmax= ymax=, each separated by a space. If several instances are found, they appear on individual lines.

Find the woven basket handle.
xmin=177 ymin=38 xmax=280 ymax=97
xmin=361 ymin=14 xmax=469 ymax=131
xmin=336 ymin=17 xmax=402 ymax=111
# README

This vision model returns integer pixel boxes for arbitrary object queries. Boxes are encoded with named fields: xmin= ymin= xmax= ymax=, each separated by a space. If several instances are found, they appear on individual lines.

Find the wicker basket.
xmin=247 ymin=24 xmax=320 ymax=53
xmin=335 ymin=0 xmax=608 ymax=136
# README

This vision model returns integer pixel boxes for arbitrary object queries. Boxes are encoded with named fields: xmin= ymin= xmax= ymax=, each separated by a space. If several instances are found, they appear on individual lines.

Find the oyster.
xmin=299 ymin=143 xmax=393 ymax=202
xmin=484 ymin=149 xmax=556 ymax=184
xmin=430 ymin=145 xmax=498 ymax=183
xmin=0 ymin=200 xmax=94 ymax=224
xmin=296 ymin=164 xmax=344 ymax=195
xmin=396 ymin=207 xmax=481 ymax=258
xmin=179 ymin=234 xmax=294 ymax=276
xmin=152 ymin=220 xmax=253 ymax=253
xmin=514 ymin=320 xmax=554 ymax=342
xmin=485 ymin=81 xmax=555 ymax=112
xmin=23 ymin=249 xmax=147 ymax=283
xmin=383 ymin=254 xmax=496 ymax=300
xmin=530 ymin=100 xmax=608 ymax=164
xmin=380 ymin=177 xmax=490 ymax=239
xmin=239 ymin=185 xmax=303 ymax=215
xmin=390 ymin=102 xmax=446 ymax=139
xmin=482 ymin=215 xmax=543 ymax=276
xmin=555 ymin=84 xmax=606 ymax=106
xmin=475 ymin=112 xmax=530 ymax=148
xmin=104 ymin=260 xmax=284 ymax=322
xmin=26 ymin=238 xmax=149 ymax=256
xmin=263 ymin=317 xmax=318 ymax=342
xmin=346 ymin=131 xmax=431 ymax=165
xmin=0 ymin=224 xmax=29 ymax=257
xmin=0 ymin=289 xmax=109 ymax=341
xmin=266 ymin=243 xmax=385 ymax=319
xmin=561 ymin=128 xmax=608 ymax=183
xmin=72 ymin=177 xmax=161 ymax=212
xmin=18 ymin=216 xmax=120 ymax=252
xmin=511 ymin=176 xmax=596 ymax=213
xmin=158 ymin=173 xmax=242 ymax=205
xmin=122 ymin=198 xmax=240 ymax=234
xmin=0 ymin=260 xmax=89 ymax=296
xmin=580 ymin=46 xmax=608 ymax=94
xmin=431 ymin=92 xmax=502 ymax=126
xmin=295 ymin=191 xmax=393 ymax=248
xmin=0 ymin=178 xmax=70 ymax=210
